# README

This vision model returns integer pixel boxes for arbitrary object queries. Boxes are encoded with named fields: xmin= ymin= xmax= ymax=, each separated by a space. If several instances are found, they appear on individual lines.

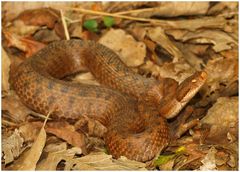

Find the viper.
xmin=12 ymin=40 xmax=207 ymax=162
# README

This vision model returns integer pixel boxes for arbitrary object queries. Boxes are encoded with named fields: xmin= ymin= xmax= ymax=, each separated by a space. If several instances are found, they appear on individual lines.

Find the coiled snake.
xmin=12 ymin=40 xmax=207 ymax=162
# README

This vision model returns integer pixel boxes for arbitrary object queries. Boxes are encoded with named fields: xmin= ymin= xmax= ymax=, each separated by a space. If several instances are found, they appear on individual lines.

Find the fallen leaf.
xmin=200 ymin=58 xmax=238 ymax=102
xmin=127 ymin=2 xmax=209 ymax=18
xmin=140 ymin=60 xmax=195 ymax=83
xmin=147 ymin=27 xmax=183 ymax=61
xmin=72 ymin=72 xmax=99 ymax=86
xmin=33 ymin=28 xmax=61 ymax=43
xmin=201 ymin=97 xmax=238 ymax=144
xmin=7 ymin=20 xmax=39 ymax=36
xmin=199 ymin=147 xmax=217 ymax=170
xmin=17 ymin=8 xmax=59 ymax=29
xmin=2 ymin=129 xmax=24 ymax=164
xmin=2 ymin=93 xmax=32 ymax=122
xmin=65 ymin=152 xmax=147 ymax=170
xmin=155 ymin=16 xmax=226 ymax=31
xmin=176 ymin=29 xmax=238 ymax=52
xmin=3 ymin=31 xmax=46 ymax=57
xmin=99 ymin=29 xmax=146 ymax=67
xmin=10 ymin=120 xmax=47 ymax=170
xmin=44 ymin=121 xmax=88 ymax=153
xmin=36 ymin=147 xmax=82 ymax=170
xmin=2 ymin=48 xmax=11 ymax=94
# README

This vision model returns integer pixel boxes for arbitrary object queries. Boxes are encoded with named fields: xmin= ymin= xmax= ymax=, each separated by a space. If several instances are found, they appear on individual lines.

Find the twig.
xmin=115 ymin=7 xmax=156 ymax=15
xmin=60 ymin=9 xmax=70 ymax=40
xmin=61 ymin=7 xmax=167 ymax=24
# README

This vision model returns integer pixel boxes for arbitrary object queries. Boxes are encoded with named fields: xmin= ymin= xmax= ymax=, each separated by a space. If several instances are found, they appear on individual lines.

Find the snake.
xmin=12 ymin=39 xmax=207 ymax=162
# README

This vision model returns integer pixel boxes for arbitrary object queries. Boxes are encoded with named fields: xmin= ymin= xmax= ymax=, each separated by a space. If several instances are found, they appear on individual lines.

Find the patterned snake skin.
xmin=12 ymin=40 xmax=207 ymax=162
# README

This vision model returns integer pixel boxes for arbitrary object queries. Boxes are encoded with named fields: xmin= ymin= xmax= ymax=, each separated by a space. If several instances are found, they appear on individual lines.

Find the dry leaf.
xmin=2 ymin=129 xmax=24 ymax=164
xmin=2 ymin=2 xmax=80 ymax=21
xmin=2 ymin=48 xmax=11 ymax=94
xmin=99 ymin=29 xmax=146 ymax=67
xmin=36 ymin=147 xmax=82 ymax=170
xmin=65 ymin=152 xmax=146 ymax=170
xmin=17 ymin=8 xmax=59 ymax=29
xmin=199 ymin=147 xmax=217 ymax=170
xmin=201 ymin=97 xmax=238 ymax=144
xmin=43 ymin=121 xmax=88 ymax=153
xmin=72 ymin=72 xmax=99 ymax=86
xmin=7 ymin=20 xmax=39 ymax=36
xmin=176 ymin=30 xmax=238 ymax=52
xmin=156 ymin=16 xmax=226 ymax=31
xmin=140 ymin=60 xmax=195 ymax=83
xmin=129 ymin=2 xmax=209 ymax=18
xmin=201 ymin=58 xmax=238 ymax=101
xmin=33 ymin=29 xmax=61 ymax=43
xmin=19 ymin=123 xmax=42 ymax=142
xmin=10 ymin=122 xmax=47 ymax=170
xmin=147 ymin=27 xmax=183 ymax=61
xmin=2 ymin=93 xmax=32 ymax=122
xmin=3 ymin=31 xmax=46 ymax=57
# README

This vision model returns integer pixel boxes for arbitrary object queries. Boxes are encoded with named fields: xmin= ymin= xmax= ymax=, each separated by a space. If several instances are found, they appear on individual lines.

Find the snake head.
xmin=158 ymin=71 xmax=207 ymax=119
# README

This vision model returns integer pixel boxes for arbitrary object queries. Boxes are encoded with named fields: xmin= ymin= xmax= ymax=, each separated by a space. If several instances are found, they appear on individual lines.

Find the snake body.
xmin=12 ymin=40 xmax=207 ymax=162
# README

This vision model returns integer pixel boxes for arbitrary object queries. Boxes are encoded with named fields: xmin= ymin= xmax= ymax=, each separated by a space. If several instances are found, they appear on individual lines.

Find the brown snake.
xmin=12 ymin=40 xmax=207 ymax=162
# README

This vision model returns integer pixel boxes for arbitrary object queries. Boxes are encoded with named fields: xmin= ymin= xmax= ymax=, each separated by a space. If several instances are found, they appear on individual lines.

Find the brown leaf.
xmin=2 ymin=93 xmax=32 ymax=122
xmin=2 ymin=129 xmax=24 ymax=165
xmin=3 ymin=31 xmax=46 ymax=57
xmin=10 ymin=121 xmax=47 ymax=170
xmin=201 ymin=58 xmax=238 ymax=102
xmin=99 ymin=29 xmax=146 ymax=67
xmin=175 ymin=30 xmax=237 ymax=52
xmin=199 ymin=147 xmax=217 ymax=170
xmin=36 ymin=147 xmax=82 ymax=170
xmin=66 ymin=152 xmax=146 ymax=170
xmin=7 ymin=20 xmax=39 ymax=37
xmin=2 ymin=48 xmax=11 ymax=94
xmin=17 ymin=8 xmax=59 ymax=29
xmin=201 ymin=97 xmax=238 ymax=144
xmin=147 ymin=27 xmax=183 ymax=61
xmin=126 ymin=2 xmax=210 ymax=18
xmin=44 ymin=121 xmax=88 ymax=153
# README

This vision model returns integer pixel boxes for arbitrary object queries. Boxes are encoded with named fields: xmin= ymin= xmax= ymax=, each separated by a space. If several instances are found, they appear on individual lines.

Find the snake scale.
xmin=12 ymin=40 xmax=207 ymax=162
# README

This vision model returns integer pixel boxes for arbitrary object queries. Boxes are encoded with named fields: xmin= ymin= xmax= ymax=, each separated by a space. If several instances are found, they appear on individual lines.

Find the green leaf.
xmin=83 ymin=19 xmax=98 ymax=32
xmin=103 ymin=16 xmax=115 ymax=28
xmin=154 ymin=154 xmax=175 ymax=166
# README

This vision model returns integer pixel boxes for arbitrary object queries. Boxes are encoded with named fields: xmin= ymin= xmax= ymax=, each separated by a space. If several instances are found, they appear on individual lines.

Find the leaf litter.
xmin=2 ymin=1 xmax=238 ymax=170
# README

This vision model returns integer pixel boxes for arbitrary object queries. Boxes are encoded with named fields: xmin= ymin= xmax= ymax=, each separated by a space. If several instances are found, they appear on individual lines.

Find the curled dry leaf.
xmin=65 ymin=152 xmax=146 ymax=170
xmin=72 ymin=72 xmax=99 ymax=86
xmin=201 ymin=97 xmax=238 ymax=144
xmin=140 ymin=60 xmax=195 ymax=83
xmin=99 ymin=29 xmax=146 ymax=67
xmin=2 ymin=93 xmax=32 ymax=122
xmin=2 ymin=48 xmax=11 ymax=94
xmin=174 ymin=29 xmax=238 ymax=53
xmin=199 ymin=147 xmax=217 ymax=170
xmin=128 ymin=2 xmax=209 ymax=18
xmin=44 ymin=121 xmax=88 ymax=153
xmin=36 ymin=147 xmax=82 ymax=170
xmin=6 ymin=20 xmax=39 ymax=37
xmin=3 ymin=31 xmax=46 ymax=57
xmin=2 ymin=129 xmax=24 ymax=165
xmin=201 ymin=58 xmax=238 ymax=101
xmin=156 ymin=16 xmax=226 ymax=31
xmin=2 ymin=2 xmax=80 ymax=21
xmin=17 ymin=8 xmax=59 ymax=29
xmin=9 ymin=121 xmax=47 ymax=170
xmin=147 ymin=27 xmax=183 ymax=62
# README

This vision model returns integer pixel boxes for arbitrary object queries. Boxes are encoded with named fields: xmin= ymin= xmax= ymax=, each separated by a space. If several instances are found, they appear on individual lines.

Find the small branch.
xmin=61 ymin=7 xmax=167 ymax=24
xmin=115 ymin=7 xmax=156 ymax=15
xmin=60 ymin=10 xmax=70 ymax=40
